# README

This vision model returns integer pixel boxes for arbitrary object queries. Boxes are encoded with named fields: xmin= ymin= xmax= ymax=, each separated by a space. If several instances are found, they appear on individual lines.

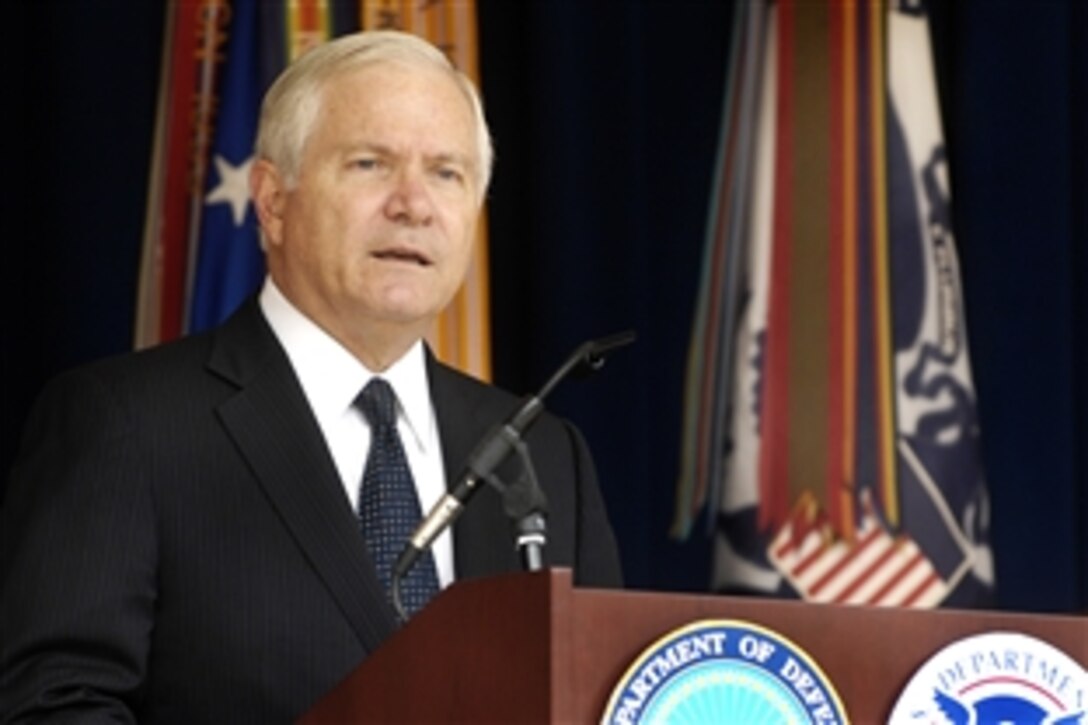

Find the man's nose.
xmin=383 ymin=169 xmax=434 ymax=226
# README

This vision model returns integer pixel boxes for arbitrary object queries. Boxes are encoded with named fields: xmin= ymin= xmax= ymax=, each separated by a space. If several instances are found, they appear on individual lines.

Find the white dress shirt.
xmin=258 ymin=279 xmax=454 ymax=588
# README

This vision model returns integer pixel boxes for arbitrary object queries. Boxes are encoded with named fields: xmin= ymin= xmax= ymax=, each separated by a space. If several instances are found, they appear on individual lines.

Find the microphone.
xmin=397 ymin=394 xmax=544 ymax=566
xmin=390 ymin=330 xmax=636 ymax=619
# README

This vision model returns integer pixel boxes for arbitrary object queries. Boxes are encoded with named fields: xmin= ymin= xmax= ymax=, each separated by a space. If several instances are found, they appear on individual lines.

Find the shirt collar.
xmin=258 ymin=278 xmax=433 ymax=453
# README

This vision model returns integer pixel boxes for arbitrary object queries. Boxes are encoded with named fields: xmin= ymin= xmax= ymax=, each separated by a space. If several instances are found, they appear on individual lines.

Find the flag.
xmin=674 ymin=0 xmax=994 ymax=608
xmin=137 ymin=0 xmax=491 ymax=381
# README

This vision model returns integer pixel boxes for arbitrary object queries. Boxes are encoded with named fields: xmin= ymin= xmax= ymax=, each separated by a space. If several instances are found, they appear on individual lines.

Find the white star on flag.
xmin=205 ymin=154 xmax=254 ymax=226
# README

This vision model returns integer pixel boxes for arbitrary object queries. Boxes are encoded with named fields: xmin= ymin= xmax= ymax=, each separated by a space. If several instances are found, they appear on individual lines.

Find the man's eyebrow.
xmin=427 ymin=152 xmax=475 ymax=169
xmin=338 ymin=143 xmax=470 ymax=163
xmin=340 ymin=141 xmax=391 ymax=155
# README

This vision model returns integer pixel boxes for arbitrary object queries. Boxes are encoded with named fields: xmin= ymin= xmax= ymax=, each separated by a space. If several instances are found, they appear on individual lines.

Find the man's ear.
xmin=250 ymin=159 xmax=287 ymax=247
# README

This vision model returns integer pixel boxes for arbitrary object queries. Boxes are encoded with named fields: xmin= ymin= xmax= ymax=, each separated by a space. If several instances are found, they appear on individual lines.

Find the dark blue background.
xmin=4 ymin=1 xmax=1084 ymax=613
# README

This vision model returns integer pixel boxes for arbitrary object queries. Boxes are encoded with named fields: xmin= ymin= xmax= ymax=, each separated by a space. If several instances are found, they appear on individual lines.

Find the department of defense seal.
xmin=600 ymin=619 xmax=848 ymax=724
xmin=888 ymin=631 xmax=1087 ymax=724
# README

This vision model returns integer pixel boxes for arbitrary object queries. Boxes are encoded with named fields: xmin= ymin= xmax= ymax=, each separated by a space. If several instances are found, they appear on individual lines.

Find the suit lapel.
xmin=207 ymin=301 xmax=399 ymax=651
xmin=428 ymin=355 xmax=522 ymax=579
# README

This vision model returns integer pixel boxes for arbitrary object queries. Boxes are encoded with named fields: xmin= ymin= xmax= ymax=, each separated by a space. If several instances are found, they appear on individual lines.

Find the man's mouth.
xmin=372 ymin=247 xmax=431 ymax=266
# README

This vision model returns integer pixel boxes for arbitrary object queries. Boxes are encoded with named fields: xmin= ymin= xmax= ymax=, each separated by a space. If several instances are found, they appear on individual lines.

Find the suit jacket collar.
xmin=206 ymin=299 xmax=400 ymax=652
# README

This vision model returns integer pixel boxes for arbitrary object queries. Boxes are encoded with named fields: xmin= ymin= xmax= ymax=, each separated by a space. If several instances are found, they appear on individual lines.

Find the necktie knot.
xmin=358 ymin=378 xmax=398 ymax=432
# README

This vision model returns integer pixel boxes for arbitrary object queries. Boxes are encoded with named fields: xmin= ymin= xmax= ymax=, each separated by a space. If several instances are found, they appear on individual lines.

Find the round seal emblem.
xmin=600 ymin=619 xmax=848 ymax=724
xmin=888 ymin=631 xmax=1087 ymax=724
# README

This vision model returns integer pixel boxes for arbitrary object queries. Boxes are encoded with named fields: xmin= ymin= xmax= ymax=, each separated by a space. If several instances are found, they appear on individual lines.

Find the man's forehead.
xmin=318 ymin=66 xmax=475 ymax=136
xmin=324 ymin=59 xmax=470 ymax=104
xmin=319 ymin=65 xmax=473 ymax=126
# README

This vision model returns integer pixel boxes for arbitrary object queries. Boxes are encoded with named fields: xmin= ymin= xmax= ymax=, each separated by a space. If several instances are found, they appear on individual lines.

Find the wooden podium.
xmin=299 ymin=568 xmax=1087 ymax=723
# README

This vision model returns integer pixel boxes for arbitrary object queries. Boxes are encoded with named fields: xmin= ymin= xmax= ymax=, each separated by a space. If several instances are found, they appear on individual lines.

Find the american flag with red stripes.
xmin=769 ymin=493 xmax=949 ymax=608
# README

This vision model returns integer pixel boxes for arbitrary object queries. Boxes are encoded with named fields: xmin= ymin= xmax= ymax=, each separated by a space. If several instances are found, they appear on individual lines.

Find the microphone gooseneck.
xmin=390 ymin=330 xmax=636 ymax=622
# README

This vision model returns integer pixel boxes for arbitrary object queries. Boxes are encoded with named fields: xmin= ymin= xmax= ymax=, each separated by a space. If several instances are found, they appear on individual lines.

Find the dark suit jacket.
xmin=0 ymin=299 xmax=622 ymax=723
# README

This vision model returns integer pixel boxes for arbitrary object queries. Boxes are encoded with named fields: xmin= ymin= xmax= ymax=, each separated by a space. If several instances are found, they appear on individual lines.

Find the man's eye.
xmin=353 ymin=158 xmax=380 ymax=170
xmin=435 ymin=167 xmax=464 ymax=183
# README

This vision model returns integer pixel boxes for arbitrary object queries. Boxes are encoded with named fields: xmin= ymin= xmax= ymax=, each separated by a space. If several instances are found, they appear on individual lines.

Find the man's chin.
xmin=366 ymin=301 xmax=446 ymax=331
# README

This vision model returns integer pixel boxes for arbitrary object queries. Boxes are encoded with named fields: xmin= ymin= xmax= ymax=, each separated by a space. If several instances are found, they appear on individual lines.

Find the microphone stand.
xmin=499 ymin=437 xmax=548 ymax=572
xmin=390 ymin=330 xmax=636 ymax=622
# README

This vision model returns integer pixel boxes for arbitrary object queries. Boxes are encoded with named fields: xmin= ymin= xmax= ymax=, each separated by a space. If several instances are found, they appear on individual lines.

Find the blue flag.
xmin=189 ymin=0 xmax=266 ymax=332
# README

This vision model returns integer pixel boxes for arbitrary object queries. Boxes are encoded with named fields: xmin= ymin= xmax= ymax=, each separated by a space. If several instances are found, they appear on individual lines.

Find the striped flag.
xmin=137 ymin=0 xmax=491 ymax=381
xmin=674 ymin=0 xmax=994 ymax=608
xmin=768 ymin=491 xmax=949 ymax=607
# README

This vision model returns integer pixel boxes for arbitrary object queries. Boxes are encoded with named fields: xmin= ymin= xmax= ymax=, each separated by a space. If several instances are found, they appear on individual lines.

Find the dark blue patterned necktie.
xmin=356 ymin=378 xmax=440 ymax=618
